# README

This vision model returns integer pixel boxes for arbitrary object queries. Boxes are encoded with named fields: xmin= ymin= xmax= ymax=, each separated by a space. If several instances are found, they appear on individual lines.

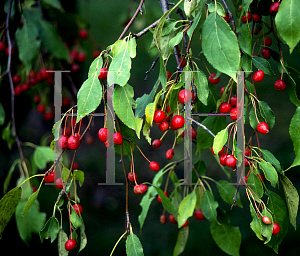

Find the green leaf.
xmin=15 ymin=200 xmax=46 ymax=245
xmin=280 ymin=174 xmax=299 ymax=230
xmin=196 ymin=116 xmax=227 ymax=152
xmin=58 ymin=229 xmax=69 ymax=256
xmin=261 ymin=207 xmax=273 ymax=244
xmin=88 ymin=56 xmax=103 ymax=78
xmin=153 ymin=0 xmax=183 ymax=59
xmin=187 ymin=6 xmax=203 ymax=38
xmin=243 ymin=0 xmax=254 ymax=13
xmin=126 ymin=233 xmax=144 ymax=256
xmin=202 ymin=12 xmax=240 ymax=81
xmin=70 ymin=210 xmax=82 ymax=229
xmin=78 ymin=216 xmax=87 ymax=253
xmin=169 ymin=31 xmax=183 ymax=52
xmin=135 ymin=80 xmax=159 ymax=118
xmin=3 ymin=159 xmax=21 ymax=193
xmin=194 ymin=67 xmax=209 ymax=105
xmin=207 ymin=2 xmax=225 ymax=17
xmin=153 ymin=186 xmax=178 ymax=216
xmin=252 ymin=56 xmax=275 ymax=75
xmin=259 ymin=162 xmax=278 ymax=187
xmin=213 ymin=128 xmax=228 ymax=155
xmin=112 ymin=38 xmax=136 ymax=58
xmin=216 ymin=180 xmax=242 ymax=208
xmin=114 ymin=84 xmax=143 ymax=138
xmin=242 ymin=54 xmax=252 ymax=77
xmin=258 ymin=101 xmax=275 ymax=129
xmin=15 ymin=12 xmax=40 ymax=73
xmin=138 ymin=170 xmax=164 ymax=230
xmin=108 ymin=49 xmax=131 ymax=87
xmin=41 ymin=0 xmax=63 ymax=11
xmin=248 ymin=106 xmax=263 ymax=130
xmin=73 ymin=170 xmax=84 ymax=187
xmin=184 ymin=0 xmax=198 ymax=18
xmin=39 ymin=216 xmax=59 ymax=243
xmin=288 ymin=107 xmax=300 ymax=169
xmin=275 ymin=0 xmax=300 ymax=53
xmin=145 ymin=103 xmax=155 ymax=126
xmin=33 ymin=146 xmax=55 ymax=170
xmin=210 ymin=219 xmax=241 ymax=256
xmin=22 ymin=189 xmax=40 ymax=217
xmin=238 ymin=24 xmax=252 ymax=56
xmin=266 ymin=190 xmax=289 ymax=253
xmin=259 ymin=149 xmax=281 ymax=172
xmin=77 ymin=73 xmax=102 ymax=123
xmin=173 ymin=226 xmax=189 ymax=256
xmin=249 ymin=203 xmax=263 ymax=241
xmin=39 ymin=20 xmax=70 ymax=62
xmin=0 ymin=102 xmax=5 ymax=126
xmin=247 ymin=172 xmax=263 ymax=200
xmin=127 ymin=37 xmax=137 ymax=58
xmin=0 ymin=187 xmax=22 ymax=239
xmin=201 ymin=190 xmax=218 ymax=222
xmin=177 ymin=190 xmax=196 ymax=228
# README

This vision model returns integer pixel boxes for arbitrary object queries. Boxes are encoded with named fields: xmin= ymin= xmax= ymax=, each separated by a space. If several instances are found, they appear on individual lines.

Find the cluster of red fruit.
xmin=0 ymin=41 xmax=14 ymax=56
xmin=261 ymin=216 xmax=281 ymax=236
xmin=58 ymin=133 xmax=82 ymax=150
xmin=98 ymin=128 xmax=123 ymax=147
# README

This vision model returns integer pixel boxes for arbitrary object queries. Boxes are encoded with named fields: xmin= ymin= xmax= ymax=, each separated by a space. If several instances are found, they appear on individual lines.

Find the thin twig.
xmin=221 ymin=0 xmax=236 ymax=33
xmin=118 ymin=0 xmax=145 ymax=40
xmin=144 ymin=55 xmax=160 ymax=80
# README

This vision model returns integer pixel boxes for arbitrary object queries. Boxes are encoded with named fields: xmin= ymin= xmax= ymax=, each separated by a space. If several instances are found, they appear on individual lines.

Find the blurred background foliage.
xmin=0 ymin=0 xmax=299 ymax=255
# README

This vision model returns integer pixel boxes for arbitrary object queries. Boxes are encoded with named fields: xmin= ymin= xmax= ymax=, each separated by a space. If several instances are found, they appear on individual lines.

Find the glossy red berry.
xmin=72 ymin=204 xmax=83 ymax=215
xmin=181 ymin=219 xmax=189 ymax=227
xmin=272 ymin=222 xmax=280 ymax=235
xmin=71 ymin=64 xmax=80 ymax=72
xmin=219 ymin=102 xmax=231 ymax=113
xmin=12 ymin=74 xmax=21 ymax=84
xmin=104 ymin=138 xmax=112 ymax=148
xmin=230 ymin=96 xmax=237 ymax=107
xmin=208 ymin=73 xmax=220 ymax=84
xmin=133 ymin=185 xmax=141 ymax=194
xmin=65 ymin=239 xmax=76 ymax=251
xmin=241 ymin=175 xmax=248 ymax=186
xmin=14 ymin=85 xmax=22 ymax=95
xmin=134 ymin=184 xmax=148 ymax=194
xmin=257 ymin=174 xmax=265 ymax=183
xmin=98 ymin=68 xmax=108 ymax=80
xmin=0 ymin=41 xmax=5 ymax=51
xmin=179 ymin=58 xmax=186 ymax=67
xmin=253 ymin=70 xmax=264 ymax=82
xmin=274 ymin=80 xmax=286 ymax=91
xmin=245 ymin=148 xmax=251 ymax=156
xmin=171 ymin=115 xmax=185 ymax=130
xmin=211 ymin=145 xmax=225 ymax=155
xmin=55 ymin=178 xmax=64 ymax=189
xmin=167 ymin=71 xmax=172 ymax=81
xmin=37 ymin=104 xmax=45 ymax=114
xmin=34 ymin=94 xmax=41 ymax=103
xmin=242 ymin=12 xmax=252 ymax=23
xmin=76 ymin=52 xmax=86 ymax=63
xmin=160 ymin=215 xmax=167 ymax=224
xmin=159 ymin=121 xmax=169 ymax=132
xmin=153 ymin=110 xmax=165 ymax=123
xmin=58 ymin=135 xmax=68 ymax=149
xmin=230 ymin=107 xmax=238 ymax=120
xmin=178 ymin=89 xmax=192 ymax=104
xmin=44 ymin=110 xmax=54 ymax=121
xmin=113 ymin=132 xmax=123 ymax=145
xmin=39 ymin=67 xmax=48 ymax=80
xmin=152 ymin=139 xmax=162 ymax=148
xmin=219 ymin=154 xmax=228 ymax=166
xmin=253 ymin=14 xmax=261 ymax=23
xmin=79 ymin=29 xmax=88 ymax=39
xmin=194 ymin=209 xmax=206 ymax=220
xmin=270 ymin=2 xmax=280 ymax=14
xmin=169 ymin=214 xmax=177 ymax=224
xmin=166 ymin=149 xmax=174 ymax=160
xmin=44 ymin=172 xmax=55 ymax=183
xmin=261 ymin=47 xmax=271 ymax=59
xmin=67 ymin=135 xmax=80 ymax=150
xmin=226 ymin=155 xmax=236 ymax=168
xmin=149 ymin=161 xmax=160 ymax=171
xmin=98 ymin=128 xmax=110 ymax=142
xmin=158 ymin=191 xmax=169 ymax=203
xmin=244 ymin=158 xmax=250 ymax=167
xmin=257 ymin=122 xmax=269 ymax=134
xmin=223 ymin=13 xmax=230 ymax=23
xmin=220 ymin=87 xmax=225 ymax=95
xmin=128 ymin=172 xmax=137 ymax=182
xmin=262 ymin=216 xmax=272 ymax=225
xmin=264 ymin=37 xmax=272 ymax=46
